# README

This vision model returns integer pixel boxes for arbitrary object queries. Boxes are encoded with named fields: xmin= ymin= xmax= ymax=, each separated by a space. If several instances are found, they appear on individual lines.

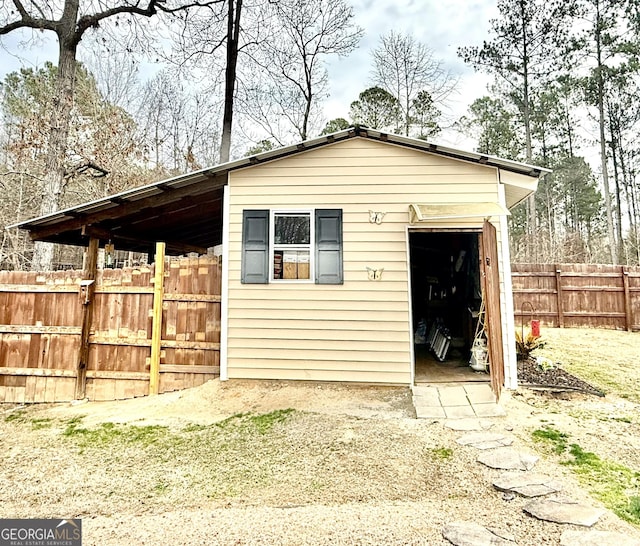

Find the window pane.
xmin=296 ymin=250 xmax=310 ymax=279
xmin=273 ymin=250 xmax=283 ymax=279
xmin=274 ymin=214 xmax=310 ymax=245
xmin=275 ymin=250 xmax=310 ymax=280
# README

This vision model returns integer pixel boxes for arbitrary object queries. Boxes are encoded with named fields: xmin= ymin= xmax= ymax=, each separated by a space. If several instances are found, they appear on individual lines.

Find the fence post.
xmin=622 ymin=266 xmax=632 ymax=332
xmin=555 ymin=266 xmax=565 ymax=328
xmin=75 ymin=237 xmax=99 ymax=399
xmin=149 ymin=242 xmax=166 ymax=395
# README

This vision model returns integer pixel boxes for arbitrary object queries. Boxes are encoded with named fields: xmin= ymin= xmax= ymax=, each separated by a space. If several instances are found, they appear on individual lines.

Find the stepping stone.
xmin=442 ymin=521 xmax=516 ymax=545
xmin=524 ymin=498 xmax=605 ymax=527
xmin=438 ymin=386 xmax=469 ymax=406
xmin=493 ymin=472 xmax=562 ymax=497
xmin=412 ymin=386 xmax=441 ymax=406
xmin=477 ymin=448 xmax=538 ymax=471
xmin=472 ymin=403 xmax=506 ymax=418
xmin=444 ymin=418 xmax=494 ymax=431
xmin=443 ymin=405 xmax=477 ymax=419
xmin=464 ymin=384 xmax=496 ymax=404
xmin=561 ymin=530 xmax=640 ymax=546
xmin=456 ymin=431 xmax=514 ymax=449
xmin=414 ymin=404 xmax=447 ymax=419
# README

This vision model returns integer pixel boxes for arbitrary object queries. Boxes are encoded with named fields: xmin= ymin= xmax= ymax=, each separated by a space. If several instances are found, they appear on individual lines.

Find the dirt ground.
xmin=1 ymin=328 xmax=640 ymax=545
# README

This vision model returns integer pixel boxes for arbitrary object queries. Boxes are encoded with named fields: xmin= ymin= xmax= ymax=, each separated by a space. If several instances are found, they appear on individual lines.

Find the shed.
xmin=12 ymin=128 xmax=548 ymax=399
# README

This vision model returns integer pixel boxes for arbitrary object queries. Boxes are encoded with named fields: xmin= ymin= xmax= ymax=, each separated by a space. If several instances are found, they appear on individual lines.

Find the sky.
xmin=323 ymin=0 xmax=497 ymax=146
xmin=0 ymin=0 xmax=498 ymax=149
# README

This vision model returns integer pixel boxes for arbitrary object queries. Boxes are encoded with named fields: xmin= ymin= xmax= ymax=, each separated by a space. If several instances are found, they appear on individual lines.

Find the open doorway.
xmin=409 ymin=229 xmax=489 ymax=384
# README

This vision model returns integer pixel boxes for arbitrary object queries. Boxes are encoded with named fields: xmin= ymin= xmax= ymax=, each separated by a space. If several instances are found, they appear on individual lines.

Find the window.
xmin=272 ymin=212 xmax=311 ymax=280
xmin=241 ymin=209 xmax=343 ymax=285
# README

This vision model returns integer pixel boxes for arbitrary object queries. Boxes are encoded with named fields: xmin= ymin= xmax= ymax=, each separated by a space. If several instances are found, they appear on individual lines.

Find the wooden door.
xmin=480 ymin=220 xmax=504 ymax=400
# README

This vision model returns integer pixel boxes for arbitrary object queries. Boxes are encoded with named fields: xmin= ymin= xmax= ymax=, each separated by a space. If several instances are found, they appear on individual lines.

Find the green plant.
xmin=531 ymin=427 xmax=640 ymax=526
xmin=430 ymin=447 xmax=453 ymax=459
xmin=532 ymin=427 xmax=568 ymax=454
xmin=249 ymin=409 xmax=295 ymax=434
xmin=63 ymin=418 xmax=168 ymax=448
xmin=30 ymin=418 xmax=53 ymax=430
xmin=623 ymin=497 xmax=640 ymax=522
xmin=4 ymin=410 xmax=27 ymax=423
xmin=515 ymin=329 xmax=545 ymax=360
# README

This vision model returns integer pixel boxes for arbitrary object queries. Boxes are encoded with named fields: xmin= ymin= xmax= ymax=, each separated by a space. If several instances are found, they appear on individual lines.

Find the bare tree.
xmin=136 ymin=70 xmax=221 ymax=173
xmin=372 ymin=31 xmax=456 ymax=137
xmin=80 ymin=41 xmax=142 ymax=109
xmin=0 ymin=0 xmax=221 ymax=270
xmin=167 ymin=0 xmax=262 ymax=163
xmin=245 ymin=0 xmax=362 ymax=142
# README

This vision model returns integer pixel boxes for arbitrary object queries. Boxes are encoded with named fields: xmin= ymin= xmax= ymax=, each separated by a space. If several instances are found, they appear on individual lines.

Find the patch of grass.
xmin=182 ymin=423 xmax=208 ymax=432
xmin=624 ymin=497 xmax=640 ymax=522
xmin=30 ymin=418 xmax=53 ymax=430
xmin=212 ymin=409 xmax=296 ymax=435
xmin=531 ymin=427 xmax=640 ymax=526
xmin=535 ymin=328 xmax=640 ymax=403
xmin=62 ymin=418 xmax=169 ymax=449
xmin=532 ymin=427 xmax=569 ymax=454
xmin=611 ymin=416 xmax=633 ymax=424
xmin=567 ymin=443 xmax=600 ymax=466
xmin=249 ymin=408 xmax=296 ymax=434
xmin=60 ymin=410 xmax=295 ymax=455
xmin=430 ymin=447 xmax=453 ymax=459
xmin=214 ymin=413 xmax=249 ymax=429
xmin=4 ymin=410 xmax=27 ymax=423
xmin=564 ymin=442 xmax=640 ymax=525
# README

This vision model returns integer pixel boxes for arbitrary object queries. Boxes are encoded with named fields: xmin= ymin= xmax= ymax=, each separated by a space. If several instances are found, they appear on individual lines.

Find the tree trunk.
xmin=219 ymin=0 xmax=242 ymax=164
xmin=301 ymin=62 xmax=313 ymax=141
xmin=519 ymin=0 xmax=536 ymax=261
xmin=594 ymin=1 xmax=617 ymax=264
xmin=609 ymin=116 xmax=625 ymax=263
xmin=32 ymin=30 xmax=79 ymax=271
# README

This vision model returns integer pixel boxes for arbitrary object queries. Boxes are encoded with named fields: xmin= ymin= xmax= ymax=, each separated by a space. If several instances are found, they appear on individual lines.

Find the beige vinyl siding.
xmin=226 ymin=137 xmax=504 ymax=384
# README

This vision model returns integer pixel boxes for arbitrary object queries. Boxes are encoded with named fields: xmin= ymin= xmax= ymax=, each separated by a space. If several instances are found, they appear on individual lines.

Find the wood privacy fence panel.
xmin=0 ymin=256 xmax=221 ymax=403
xmin=512 ymin=263 xmax=640 ymax=331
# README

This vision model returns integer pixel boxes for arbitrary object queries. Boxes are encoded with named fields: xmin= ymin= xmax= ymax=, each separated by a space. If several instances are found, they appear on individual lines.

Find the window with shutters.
xmin=241 ymin=208 xmax=343 ymax=285
xmin=272 ymin=211 xmax=311 ymax=280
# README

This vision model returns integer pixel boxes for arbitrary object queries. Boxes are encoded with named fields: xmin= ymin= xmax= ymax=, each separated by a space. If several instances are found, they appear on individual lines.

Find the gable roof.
xmin=9 ymin=127 xmax=550 ymax=254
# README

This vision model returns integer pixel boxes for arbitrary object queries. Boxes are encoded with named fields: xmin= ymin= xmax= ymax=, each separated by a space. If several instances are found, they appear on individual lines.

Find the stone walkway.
xmin=427 ymin=413 xmax=639 ymax=546
xmin=412 ymin=383 xmax=505 ymax=419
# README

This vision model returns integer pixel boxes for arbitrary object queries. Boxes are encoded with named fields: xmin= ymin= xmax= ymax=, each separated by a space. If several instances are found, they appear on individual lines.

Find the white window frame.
xmin=269 ymin=209 xmax=315 ymax=283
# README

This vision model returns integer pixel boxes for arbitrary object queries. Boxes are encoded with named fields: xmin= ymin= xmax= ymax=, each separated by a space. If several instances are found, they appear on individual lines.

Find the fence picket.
xmin=512 ymin=263 xmax=640 ymax=331
xmin=0 ymin=253 xmax=221 ymax=403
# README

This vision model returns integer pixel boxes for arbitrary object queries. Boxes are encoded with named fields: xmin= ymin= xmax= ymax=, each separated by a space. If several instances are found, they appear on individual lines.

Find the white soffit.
xmin=500 ymin=170 xmax=540 ymax=208
xmin=409 ymin=203 xmax=511 ymax=223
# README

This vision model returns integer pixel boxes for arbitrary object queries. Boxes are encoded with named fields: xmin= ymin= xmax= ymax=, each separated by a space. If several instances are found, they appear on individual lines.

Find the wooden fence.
xmin=512 ymin=263 xmax=640 ymax=331
xmin=0 ymin=255 xmax=221 ymax=403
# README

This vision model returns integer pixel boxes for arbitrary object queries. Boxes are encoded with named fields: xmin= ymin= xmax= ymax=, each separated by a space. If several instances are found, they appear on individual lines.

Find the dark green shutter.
xmin=241 ymin=210 xmax=269 ymax=283
xmin=315 ymin=209 xmax=343 ymax=284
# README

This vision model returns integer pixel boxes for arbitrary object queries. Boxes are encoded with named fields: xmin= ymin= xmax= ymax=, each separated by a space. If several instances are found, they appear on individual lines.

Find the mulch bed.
xmin=517 ymin=357 xmax=605 ymax=397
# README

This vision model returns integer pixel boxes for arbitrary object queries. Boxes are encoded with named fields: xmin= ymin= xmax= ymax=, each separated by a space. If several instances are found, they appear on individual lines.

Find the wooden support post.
xmin=75 ymin=237 xmax=99 ymax=399
xmin=149 ymin=242 xmax=166 ymax=395
xmin=555 ymin=266 xmax=565 ymax=328
xmin=622 ymin=266 xmax=632 ymax=332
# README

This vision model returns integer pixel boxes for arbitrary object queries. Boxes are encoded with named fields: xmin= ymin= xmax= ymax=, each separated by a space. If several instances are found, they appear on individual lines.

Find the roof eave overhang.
xmin=9 ymin=126 xmax=550 ymax=249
